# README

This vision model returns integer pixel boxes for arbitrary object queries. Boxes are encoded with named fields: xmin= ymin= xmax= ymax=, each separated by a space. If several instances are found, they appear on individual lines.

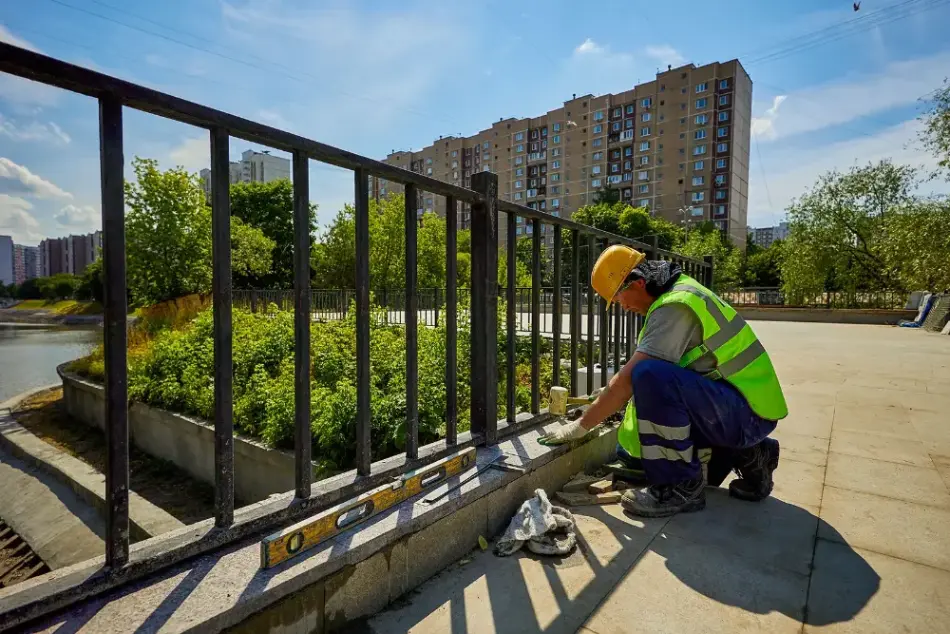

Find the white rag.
xmin=494 ymin=489 xmax=577 ymax=557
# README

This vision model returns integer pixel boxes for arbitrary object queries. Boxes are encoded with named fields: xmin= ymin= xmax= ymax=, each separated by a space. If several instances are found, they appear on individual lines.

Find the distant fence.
xmin=719 ymin=287 xmax=908 ymax=310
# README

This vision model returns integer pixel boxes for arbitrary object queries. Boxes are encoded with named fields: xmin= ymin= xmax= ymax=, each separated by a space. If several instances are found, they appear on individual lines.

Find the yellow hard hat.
xmin=591 ymin=245 xmax=646 ymax=308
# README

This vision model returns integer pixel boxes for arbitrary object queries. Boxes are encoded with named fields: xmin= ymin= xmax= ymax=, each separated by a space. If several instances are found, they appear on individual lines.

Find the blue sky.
xmin=2 ymin=0 xmax=949 ymax=245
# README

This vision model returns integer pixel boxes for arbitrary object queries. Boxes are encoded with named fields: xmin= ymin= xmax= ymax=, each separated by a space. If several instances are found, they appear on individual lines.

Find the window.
xmin=613 ymin=107 xmax=622 ymax=117
xmin=515 ymin=132 xmax=524 ymax=141
xmin=694 ymin=129 xmax=706 ymax=140
xmin=611 ymin=164 xmax=620 ymax=173
xmin=594 ymin=111 xmax=605 ymax=121
xmin=719 ymin=95 xmax=730 ymax=106
xmin=551 ymin=173 xmax=561 ymax=182
xmin=717 ymin=142 xmax=728 ymax=152
xmin=516 ymin=144 xmax=524 ymax=152
xmin=641 ymin=127 xmax=651 ymax=136
xmin=624 ymin=147 xmax=633 ymax=157
xmin=612 ymin=122 xmax=621 ymax=132
xmin=715 ymin=190 xmax=727 ymax=200
xmin=638 ymin=184 xmax=649 ymax=194
xmin=483 ymin=152 xmax=490 ymax=160
xmin=692 ymin=176 xmax=705 ymax=186
xmin=696 ymin=82 xmax=708 ymax=93
xmin=625 ymin=119 xmax=634 ymax=129
xmin=639 ymin=199 xmax=650 ymax=207
xmin=539 ymin=200 xmax=546 ymax=210
xmin=695 ymin=97 xmax=708 ymax=109
xmin=693 ymin=144 xmax=707 ymax=155
xmin=717 ymin=126 xmax=729 ymax=138
xmin=426 ymin=167 xmax=433 ymax=175
xmin=695 ymin=114 xmax=708 ymax=125
xmin=716 ymin=158 xmax=727 ymax=169
xmin=452 ymin=160 xmax=459 ymax=168
xmin=515 ymin=156 xmax=524 ymax=165
xmin=639 ymin=141 xmax=650 ymax=151
xmin=452 ymin=150 xmax=458 ymax=157
xmin=641 ymin=113 xmax=652 ymax=122
xmin=591 ymin=165 xmax=602 ymax=175
xmin=527 ymin=188 xmax=538 ymax=197
xmin=592 ymin=138 xmax=603 ymax=147
xmin=637 ymin=170 xmax=649 ymax=181
xmin=514 ymin=192 xmax=523 ymax=200
xmin=552 ymin=160 xmax=560 ymax=169
xmin=516 ymin=226 xmax=523 ymax=235
xmin=593 ymin=124 xmax=603 ymax=134
xmin=718 ymin=111 xmax=729 ymax=122
xmin=715 ymin=204 xmax=727 ymax=216
xmin=551 ymin=186 xmax=560 ymax=194
xmin=425 ymin=157 xmax=432 ymax=165
xmin=715 ymin=174 xmax=726 ymax=185
xmin=483 ymin=141 xmax=490 ymax=149
xmin=692 ymin=192 xmax=705 ymax=202
xmin=515 ymin=167 xmax=524 ymax=176
xmin=719 ymin=79 xmax=729 ymax=90
xmin=623 ymin=173 xmax=632 ymax=182
xmin=593 ymin=151 xmax=603 ymax=160
xmin=552 ymin=198 xmax=560 ymax=208
xmin=515 ymin=180 xmax=523 ymax=188
xmin=591 ymin=178 xmax=602 ymax=187
xmin=640 ymin=97 xmax=652 ymax=107
xmin=608 ymin=175 xmax=622 ymax=184
xmin=552 ymin=148 xmax=561 ymax=157
xmin=640 ymin=156 xmax=649 ymax=165
xmin=553 ymin=122 xmax=561 ymax=132
xmin=694 ymin=160 xmax=705 ymax=170
xmin=623 ymin=160 xmax=632 ymax=169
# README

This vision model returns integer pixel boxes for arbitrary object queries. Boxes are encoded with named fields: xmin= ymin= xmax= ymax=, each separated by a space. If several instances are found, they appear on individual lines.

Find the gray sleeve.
xmin=636 ymin=304 xmax=703 ymax=363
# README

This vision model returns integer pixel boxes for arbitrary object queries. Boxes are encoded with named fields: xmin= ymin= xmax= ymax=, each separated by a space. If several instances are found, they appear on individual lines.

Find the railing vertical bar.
xmin=570 ymin=229 xmax=580 ymax=397
xmin=586 ymin=236 xmax=595 ymax=396
xmin=445 ymin=196 xmax=458 ymax=445
xmin=292 ymin=150 xmax=312 ymax=498
xmin=552 ymin=225 xmax=563 ymax=387
xmin=404 ymin=185 xmax=419 ymax=460
xmin=599 ymin=241 xmax=608 ymax=389
xmin=506 ymin=213 xmax=516 ymax=422
xmin=531 ymin=219 xmax=541 ymax=414
xmin=354 ymin=168 xmax=372 ymax=474
xmin=470 ymin=173 xmax=499 ymax=445
xmin=210 ymin=126 xmax=234 ymax=528
xmin=98 ymin=96 xmax=129 ymax=566
xmin=613 ymin=300 xmax=621 ymax=370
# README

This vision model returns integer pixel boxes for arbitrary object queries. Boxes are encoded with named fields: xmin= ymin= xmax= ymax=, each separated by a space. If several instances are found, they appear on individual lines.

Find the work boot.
xmin=621 ymin=478 xmax=706 ymax=518
xmin=729 ymin=438 xmax=780 ymax=502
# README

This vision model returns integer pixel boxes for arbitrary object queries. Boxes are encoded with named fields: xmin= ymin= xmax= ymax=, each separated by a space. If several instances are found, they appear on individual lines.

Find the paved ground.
xmin=367 ymin=321 xmax=950 ymax=633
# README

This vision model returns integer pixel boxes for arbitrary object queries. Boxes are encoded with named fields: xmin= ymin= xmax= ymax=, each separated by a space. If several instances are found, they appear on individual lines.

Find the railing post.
xmin=292 ymin=150 xmax=312 ymax=498
xmin=99 ymin=95 xmax=129 ymax=566
xmin=570 ymin=229 xmax=580 ymax=397
xmin=445 ymin=196 xmax=458 ymax=445
xmin=506 ymin=212 xmax=516 ymax=422
xmin=531 ymin=219 xmax=541 ymax=414
xmin=354 ymin=168 xmax=372 ymax=474
xmin=552 ymin=225 xmax=562 ymax=387
xmin=703 ymin=254 xmax=714 ymax=288
xmin=404 ymin=185 xmax=419 ymax=459
xmin=470 ymin=172 xmax=499 ymax=445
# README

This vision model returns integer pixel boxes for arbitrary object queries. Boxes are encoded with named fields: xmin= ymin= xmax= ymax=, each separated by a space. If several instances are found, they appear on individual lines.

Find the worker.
xmin=539 ymin=246 xmax=787 ymax=518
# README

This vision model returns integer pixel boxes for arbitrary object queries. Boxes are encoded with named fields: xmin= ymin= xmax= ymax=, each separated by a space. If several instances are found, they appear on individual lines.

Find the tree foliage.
xmin=124 ymin=158 xmax=274 ymax=306
xmin=919 ymin=78 xmax=950 ymax=173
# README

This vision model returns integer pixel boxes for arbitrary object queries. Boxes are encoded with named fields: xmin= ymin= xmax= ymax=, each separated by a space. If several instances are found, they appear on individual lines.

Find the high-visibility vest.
xmin=618 ymin=275 xmax=788 ymax=459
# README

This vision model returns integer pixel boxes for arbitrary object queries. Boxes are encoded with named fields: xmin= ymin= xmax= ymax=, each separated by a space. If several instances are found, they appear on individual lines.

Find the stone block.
xmin=560 ymin=472 xmax=603 ymax=493
xmin=829 ymin=430 xmax=933 ymax=468
xmin=406 ymin=493 xmax=489 ymax=592
xmin=805 ymin=540 xmax=950 ymax=633
xmin=825 ymin=453 xmax=950 ymax=508
xmin=230 ymin=582 xmax=325 ymax=634
xmin=819 ymin=486 xmax=950 ymax=571
xmin=831 ymin=402 xmax=920 ymax=441
xmin=554 ymin=490 xmax=621 ymax=506
xmin=324 ymin=542 xmax=406 ymax=630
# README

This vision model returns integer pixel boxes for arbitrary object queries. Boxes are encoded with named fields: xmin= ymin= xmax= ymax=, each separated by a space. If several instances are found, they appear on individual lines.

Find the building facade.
xmin=0 ymin=235 xmax=13 ymax=286
xmin=370 ymin=60 xmax=751 ymax=246
xmin=749 ymin=221 xmax=788 ymax=249
xmin=13 ymin=244 xmax=39 ymax=284
xmin=199 ymin=149 xmax=291 ymax=199
xmin=38 ymin=231 xmax=102 ymax=277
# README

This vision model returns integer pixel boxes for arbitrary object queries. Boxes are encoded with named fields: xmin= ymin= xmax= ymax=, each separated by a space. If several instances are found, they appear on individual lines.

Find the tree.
xmin=16 ymin=278 xmax=43 ymax=300
xmin=678 ymin=223 xmax=741 ymax=290
xmin=919 ymin=79 xmax=950 ymax=172
xmin=124 ymin=157 xmax=274 ymax=306
xmin=230 ymin=179 xmax=317 ymax=289
xmin=742 ymin=239 xmax=783 ymax=287
xmin=37 ymin=273 xmax=79 ymax=300
xmin=76 ymin=259 xmax=104 ymax=302
xmin=593 ymin=185 xmax=621 ymax=204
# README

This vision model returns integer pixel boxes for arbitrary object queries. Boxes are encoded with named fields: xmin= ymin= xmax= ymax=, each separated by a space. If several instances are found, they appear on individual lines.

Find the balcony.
xmin=527 ymin=151 xmax=546 ymax=163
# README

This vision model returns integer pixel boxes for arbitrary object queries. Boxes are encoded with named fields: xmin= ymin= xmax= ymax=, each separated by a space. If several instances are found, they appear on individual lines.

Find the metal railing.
xmin=0 ymin=42 xmax=712 ymax=628
xmin=720 ymin=287 xmax=908 ymax=310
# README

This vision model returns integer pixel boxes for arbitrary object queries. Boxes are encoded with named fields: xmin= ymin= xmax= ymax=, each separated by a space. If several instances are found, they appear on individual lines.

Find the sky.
xmin=1 ymin=0 xmax=949 ymax=246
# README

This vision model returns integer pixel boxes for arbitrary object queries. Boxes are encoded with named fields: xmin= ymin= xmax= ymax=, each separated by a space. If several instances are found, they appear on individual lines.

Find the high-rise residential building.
xmin=370 ymin=60 xmax=751 ymax=246
xmin=0 ymin=235 xmax=13 ymax=286
xmin=13 ymin=244 xmax=39 ymax=284
xmin=199 ymin=149 xmax=291 ymax=199
xmin=38 ymin=231 xmax=102 ymax=277
xmin=749 ymin=221 xmax=788 ymax=248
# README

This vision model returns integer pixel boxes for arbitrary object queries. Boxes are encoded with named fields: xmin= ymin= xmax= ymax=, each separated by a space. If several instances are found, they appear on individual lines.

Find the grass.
xmin=13 ymin=388 xmax=217 ymax=525
xmin=11 ymin=300 xmax=102 ymax=315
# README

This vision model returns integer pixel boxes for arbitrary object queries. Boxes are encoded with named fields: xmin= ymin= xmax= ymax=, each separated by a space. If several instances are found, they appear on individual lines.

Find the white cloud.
xmin=0 ymin=195 xmax=43 ymax=244
xmin=257 ymin=109 xmax=292 ymax=130
xmin=54 ymin=204 xmax=100 ymax=231
xmin=574 ymin=38 xmax=603 ymax=55
xmin=0 ymin=24 xmax=40 ymax=52
xmin=0 ymin=25 xmax=60 ymax=109
xmin=748 ymin=118 xmax=949 ymax=227
xmin=0 ymin=157 xmax=72 ymax=200
xmin=0 ymin=114 xmax=71 ymax=144
xmin=168 ymin=137 xmax=210 ymax=174
xmin=644 ymin=45 xmax=686 ymax=68
xmin=752 ymin=51 xmax=950 ymax=142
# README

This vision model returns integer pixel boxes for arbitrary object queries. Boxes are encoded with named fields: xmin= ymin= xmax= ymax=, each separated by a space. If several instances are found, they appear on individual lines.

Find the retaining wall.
xmin=58 ymin=365 xmax=305 ymax=504
xmin=736 ymin=307 xmax=917 ymax=325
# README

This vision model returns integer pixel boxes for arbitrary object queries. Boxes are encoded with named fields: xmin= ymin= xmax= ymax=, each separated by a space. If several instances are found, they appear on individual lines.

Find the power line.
xmin=752 ymin=129 xmax=775 ymax=215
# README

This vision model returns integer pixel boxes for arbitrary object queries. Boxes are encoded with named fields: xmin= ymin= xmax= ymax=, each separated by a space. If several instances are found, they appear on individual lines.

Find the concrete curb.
xmin=0 ymin=386 xmax=184 ymax=542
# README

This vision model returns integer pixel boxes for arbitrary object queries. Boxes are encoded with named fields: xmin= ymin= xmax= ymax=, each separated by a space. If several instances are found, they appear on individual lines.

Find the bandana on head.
xmin=631 ymin=260 xmax=682 ymax=297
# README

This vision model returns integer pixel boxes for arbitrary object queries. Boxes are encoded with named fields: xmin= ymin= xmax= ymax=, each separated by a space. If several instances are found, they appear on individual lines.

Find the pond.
xmin=0 ymin=325 xmax=100 ymax=402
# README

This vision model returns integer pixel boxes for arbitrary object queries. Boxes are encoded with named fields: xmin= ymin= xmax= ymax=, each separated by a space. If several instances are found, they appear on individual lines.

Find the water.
xmin=0 ymin=326 xmax=100 ymax=402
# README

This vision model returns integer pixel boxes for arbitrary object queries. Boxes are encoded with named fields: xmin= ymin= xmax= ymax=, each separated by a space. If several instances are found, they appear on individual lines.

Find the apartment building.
xmin=13 ymin=244 xmax=39 ymax=284
xmin=38 ymin=231 xmax=102 ymax=277
xmin=199 ymin=149 xmax=291 ymax=199
xmin=748 ymin=221 xmax=788 ymax=249
xmin=370 ymin=59 xmax=751 ymax=246
xmin=0 ymin=235 xmax=13 ymax=286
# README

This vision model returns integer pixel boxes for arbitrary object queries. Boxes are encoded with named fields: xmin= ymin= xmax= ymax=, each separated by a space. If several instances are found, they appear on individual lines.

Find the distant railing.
xmin=0 ymin=41 xmax=713 ymax=629
xmin=721 ymin=287 xmax=908 ymax=310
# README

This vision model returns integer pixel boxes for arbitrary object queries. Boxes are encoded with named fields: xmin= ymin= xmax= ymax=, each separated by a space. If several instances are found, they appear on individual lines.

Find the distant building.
xmin=199 ymin=149 xmax=291 ymax=200
xmin=38 ymin=231 xmax=102 ymax=277
xmin=0 ymin=235 xmax=13 ymax=286
xmin=13 ymin=244 xmax=39 ymax=284
xmin=750 ymin=221 xmax=788 ymax=248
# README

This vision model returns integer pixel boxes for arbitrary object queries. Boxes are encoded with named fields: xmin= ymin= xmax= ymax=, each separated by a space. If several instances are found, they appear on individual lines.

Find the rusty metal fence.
xmin=0 ymin=41 xmax=712 ymax=629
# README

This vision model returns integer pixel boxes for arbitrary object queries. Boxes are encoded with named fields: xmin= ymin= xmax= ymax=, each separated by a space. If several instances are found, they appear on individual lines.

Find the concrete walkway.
xmin=367 ymin=321 xmax=950 ymax=633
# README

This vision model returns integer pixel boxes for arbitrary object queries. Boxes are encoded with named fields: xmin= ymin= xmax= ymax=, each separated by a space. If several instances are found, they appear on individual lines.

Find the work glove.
xmin=538 ymin=420 xmax=589 ymax=446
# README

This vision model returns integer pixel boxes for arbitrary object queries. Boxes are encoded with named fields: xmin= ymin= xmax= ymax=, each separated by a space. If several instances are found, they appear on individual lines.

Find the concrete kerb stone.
xmin=0 ymin=387 xmax=183 ymax=542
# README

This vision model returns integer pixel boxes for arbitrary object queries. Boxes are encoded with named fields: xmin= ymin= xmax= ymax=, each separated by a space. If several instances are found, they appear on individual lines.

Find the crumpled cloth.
xmin=632 ymin=260 xmax=682 ymax=296
xmin=494 ymin=489 xmax=577 ymax=557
